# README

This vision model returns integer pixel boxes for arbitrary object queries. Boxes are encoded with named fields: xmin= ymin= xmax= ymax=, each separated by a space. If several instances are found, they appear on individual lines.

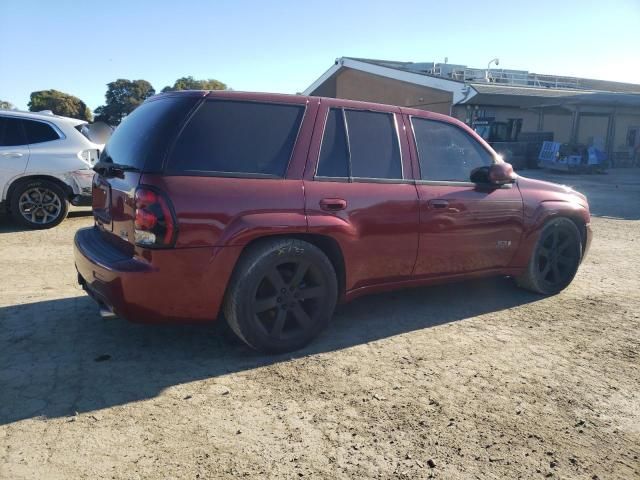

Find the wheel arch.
xmin=5 ymin=174 xmax=74 ymax=209
xmin=235 ymin=233 xmax=347 ymax=299
xmin=511 ymin=201 xmax=590 ymax=267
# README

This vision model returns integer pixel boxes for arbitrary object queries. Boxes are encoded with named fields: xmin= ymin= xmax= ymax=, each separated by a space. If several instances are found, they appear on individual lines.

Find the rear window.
xmin=101 ymin=96 xmax=199 ymax=171
xmin=23 ymin=119 xmax=60 ymax=144
xmin=167 ymin=100 xmax=305 ymax=177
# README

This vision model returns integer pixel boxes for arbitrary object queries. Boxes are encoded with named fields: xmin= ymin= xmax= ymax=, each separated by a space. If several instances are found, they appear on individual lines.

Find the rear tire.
xmin=9 ymin=179 xmax=69 ymax=229
xmin=516 ymin=217 xmax=582 ymax=295
xmin=223 ymin=238 xmax=338 ymax=354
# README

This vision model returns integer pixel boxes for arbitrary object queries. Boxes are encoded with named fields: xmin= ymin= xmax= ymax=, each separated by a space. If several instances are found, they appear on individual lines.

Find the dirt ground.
xmin=1 ymin=169 xmax=639 ymax=480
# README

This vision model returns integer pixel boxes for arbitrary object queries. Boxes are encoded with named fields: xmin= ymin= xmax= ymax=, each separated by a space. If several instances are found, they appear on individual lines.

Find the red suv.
xmin=74 ymin=91 xmax=592 ymax=353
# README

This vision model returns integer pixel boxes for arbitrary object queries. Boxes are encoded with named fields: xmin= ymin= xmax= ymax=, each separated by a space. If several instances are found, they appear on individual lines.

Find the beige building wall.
xmin=577 ymin=115 xmax=609 ymax=146
xmin=543 ymin=113 xmax=573 ymax=143
xmin=334 ymin=68 xmax=453 ymax=115
xmin=491 ymin=107 xmax=539 ymax=132
xmin=613 ymin=114 xmax=640 ymax=150
xmin=452 ymin=106 xmax=538 ymax=131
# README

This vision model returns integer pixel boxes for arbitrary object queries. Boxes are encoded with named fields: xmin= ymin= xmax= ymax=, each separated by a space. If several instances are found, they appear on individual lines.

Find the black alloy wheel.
xmin=517 ymin=217 xmax=582 ymax=295
xmin=224 ymin=238 xmax=338 ymax=353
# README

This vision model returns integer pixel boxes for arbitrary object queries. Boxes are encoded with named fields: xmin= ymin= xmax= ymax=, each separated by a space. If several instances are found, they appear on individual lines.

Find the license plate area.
xmin=92 ymin=176 xmax=112 ymax=231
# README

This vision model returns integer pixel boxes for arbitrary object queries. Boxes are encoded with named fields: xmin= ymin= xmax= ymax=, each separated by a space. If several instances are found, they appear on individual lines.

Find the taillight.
xmin=134 ymin=187 xmax=177 ymax=248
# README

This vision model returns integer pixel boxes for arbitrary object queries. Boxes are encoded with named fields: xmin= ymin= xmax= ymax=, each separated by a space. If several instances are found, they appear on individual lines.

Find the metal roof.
xmin=532 ymin=92 xmax=640 ymax=108
xmin=469 ymin=84 xmax=595 ymax=98
xmin=344 ymin=57 xmax=640 ymax=94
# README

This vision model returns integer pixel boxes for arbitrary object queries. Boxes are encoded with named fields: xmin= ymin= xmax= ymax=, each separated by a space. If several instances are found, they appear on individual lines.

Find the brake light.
xmin=134 ymin=187 xmax=177 ymax=247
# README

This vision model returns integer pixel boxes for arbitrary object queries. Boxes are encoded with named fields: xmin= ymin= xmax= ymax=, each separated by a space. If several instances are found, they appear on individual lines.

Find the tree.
xmin=27 ymin=90 xmax=92 ymax=120
xmin=94 ymin=79 xmax=155 ymax=125
xmin=0 ymin=100 xmax=15 ymax=110
xmin=162 ymin=76 xmax=227 ymax=92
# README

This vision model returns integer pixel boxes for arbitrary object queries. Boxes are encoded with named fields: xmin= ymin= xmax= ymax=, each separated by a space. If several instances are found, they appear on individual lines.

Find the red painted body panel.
xmin=74 ymin=91 xmax=592 ymax=324
xmin=74 ymin=227 xmax=241 ymax=323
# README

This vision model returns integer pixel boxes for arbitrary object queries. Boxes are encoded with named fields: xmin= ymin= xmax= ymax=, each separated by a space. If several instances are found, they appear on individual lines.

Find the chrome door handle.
xmin=0 ymin=152 xmax=24 ymax=158
xmin=428 ymin=199 xmax=449 ymax=209
xmin=319 ymin=198 xmax=347 ymax=212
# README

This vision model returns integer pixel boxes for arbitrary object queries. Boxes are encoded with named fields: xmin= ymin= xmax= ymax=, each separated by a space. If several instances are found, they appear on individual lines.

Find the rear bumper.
xmin=74 ymin=227 xmax=242 ymax=324
xmin=71 ymin=194 xmax=92 ymax=207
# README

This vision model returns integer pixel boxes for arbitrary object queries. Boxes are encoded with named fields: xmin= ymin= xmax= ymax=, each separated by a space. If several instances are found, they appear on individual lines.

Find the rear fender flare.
xmin=216 ymin=212 xmax=309 ymax=246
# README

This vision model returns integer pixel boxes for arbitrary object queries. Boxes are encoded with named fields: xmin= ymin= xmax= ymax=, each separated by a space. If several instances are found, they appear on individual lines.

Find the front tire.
xmin=10 ymin=179 xmax=69 ymax=229
xmin=223 ymin=238 xmax=338 ymax=354
xmin=516 ymin=217 xmax=582 ymax=295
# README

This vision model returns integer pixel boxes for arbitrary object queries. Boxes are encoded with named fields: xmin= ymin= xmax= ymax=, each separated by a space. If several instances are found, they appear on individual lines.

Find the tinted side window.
xmin=412 ymin=118 xmax=493 ymax=182
xmin=345 ymin=110 xmax=402 ymax=179
xmin=23 ymin=120 xmax=60 ymax=144
xmin=169 ymin=100 xmax=305 ymax=177
xmin=316 ymin=109 xmax=349 ymax=177
xmin=0 ymin=117 xmax=27 ymax=146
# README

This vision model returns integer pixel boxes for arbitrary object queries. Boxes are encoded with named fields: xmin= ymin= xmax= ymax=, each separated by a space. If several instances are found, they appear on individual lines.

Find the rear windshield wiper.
xmin=94 ymin=161 xmax=140 ymax=178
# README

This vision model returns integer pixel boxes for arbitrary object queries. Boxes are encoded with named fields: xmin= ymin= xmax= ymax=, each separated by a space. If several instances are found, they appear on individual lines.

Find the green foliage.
xmin=94 ymin=79 xmax=156 ymax=125
xmin=0 ymin=100 xmax=15 ymax=110
xmin=162 ymin=76 xmax=227 ymax=93
xmin=27 ymin=90 xmax=92 ymax=120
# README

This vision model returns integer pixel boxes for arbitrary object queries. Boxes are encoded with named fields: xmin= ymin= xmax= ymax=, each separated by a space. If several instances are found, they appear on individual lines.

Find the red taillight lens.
xmin=135 ymin=208 xmax=157 ymax=230
xmin=133 ymin=187 xmax=177 ymax=248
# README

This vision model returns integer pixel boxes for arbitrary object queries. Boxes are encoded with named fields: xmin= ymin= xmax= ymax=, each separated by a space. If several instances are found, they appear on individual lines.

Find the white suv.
xmin=0 ymin=110 xmax=107 ymax=229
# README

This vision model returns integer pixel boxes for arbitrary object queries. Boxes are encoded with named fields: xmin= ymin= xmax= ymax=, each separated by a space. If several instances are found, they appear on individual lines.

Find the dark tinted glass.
xmin=317 ymin=109 xmax=349 ymax=177
xmin=345 ymin=110 xmax=402 ymax=179
xmin=103 ymin=96 xmax=199 ymax=170
xmin=412 ymin=118 xmax=493 ymax=181
xmin=0 ymin=117 xmax=26 ymax=146
xmin=23 ymin=120 xmax=60 ymax=144
xmin=169 ymin=100 xmax=305 ymax=176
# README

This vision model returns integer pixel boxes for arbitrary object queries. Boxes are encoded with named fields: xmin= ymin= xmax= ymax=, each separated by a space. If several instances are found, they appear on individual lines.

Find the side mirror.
xmin=488 ymin=162 xmax=516 ymax=185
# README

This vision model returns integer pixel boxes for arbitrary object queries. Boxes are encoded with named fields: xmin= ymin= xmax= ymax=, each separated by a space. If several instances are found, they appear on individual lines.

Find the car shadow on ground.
xmin=0 ymin=210 xmax=93 ymax=234
xmin=0 ymin=277 xmax=540 ymax=425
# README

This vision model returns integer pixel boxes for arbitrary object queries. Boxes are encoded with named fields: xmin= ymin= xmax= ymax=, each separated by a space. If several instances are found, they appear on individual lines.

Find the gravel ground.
xmin=1 ymin=169 xmax=639 ymax=479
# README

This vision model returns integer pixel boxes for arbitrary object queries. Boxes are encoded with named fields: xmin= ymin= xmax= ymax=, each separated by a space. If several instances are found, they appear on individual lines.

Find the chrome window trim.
xmin=314 ymin=106 xmax=405 ymax=183
xmin=414 ymin=179 xmax=514 ymax=189
xmin=341 ymin=109 xmax=353 ymax=178
xmin=409 ymin=115 xmax=497 ymax=182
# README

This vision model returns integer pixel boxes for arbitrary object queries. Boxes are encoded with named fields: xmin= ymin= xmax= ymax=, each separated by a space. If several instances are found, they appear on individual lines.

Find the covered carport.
xmin=530 ymin=93 xmax=640 ymax=167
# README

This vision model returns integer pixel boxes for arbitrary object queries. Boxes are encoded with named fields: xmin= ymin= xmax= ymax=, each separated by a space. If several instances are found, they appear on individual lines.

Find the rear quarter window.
xmin=102 ymin=96 xmax=199 ymax=171
xmin=167 ymin=100 xmax=305 ymax=177
xmin=23 ymin=120 xmax=60 ymax=144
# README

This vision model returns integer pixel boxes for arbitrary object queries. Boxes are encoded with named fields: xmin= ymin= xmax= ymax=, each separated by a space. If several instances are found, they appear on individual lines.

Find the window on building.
xmin=412 ymin=118 xmax=493 ymax=182
xmin=316 ymin=108 xmax=402 ymax=180
xmin=169 ymin=100 xmax=305 ymax=176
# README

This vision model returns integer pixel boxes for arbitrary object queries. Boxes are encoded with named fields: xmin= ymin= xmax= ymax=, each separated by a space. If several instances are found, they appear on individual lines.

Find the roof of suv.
xmin=152 ymin=90 xmax=458 ymax=124
xmin=0 ymin=109 xmax=87 ymax=126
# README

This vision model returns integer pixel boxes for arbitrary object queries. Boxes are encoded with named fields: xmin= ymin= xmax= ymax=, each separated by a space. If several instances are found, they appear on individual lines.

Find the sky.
xmin=1 ymin=0 xmax=639 ymax=112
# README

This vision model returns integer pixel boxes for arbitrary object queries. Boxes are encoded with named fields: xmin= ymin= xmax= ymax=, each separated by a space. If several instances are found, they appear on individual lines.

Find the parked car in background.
xmin=74 ymin=91 xmax=592 ymax=353
xmin=0 ymin=110 xmax=107 ymax=228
